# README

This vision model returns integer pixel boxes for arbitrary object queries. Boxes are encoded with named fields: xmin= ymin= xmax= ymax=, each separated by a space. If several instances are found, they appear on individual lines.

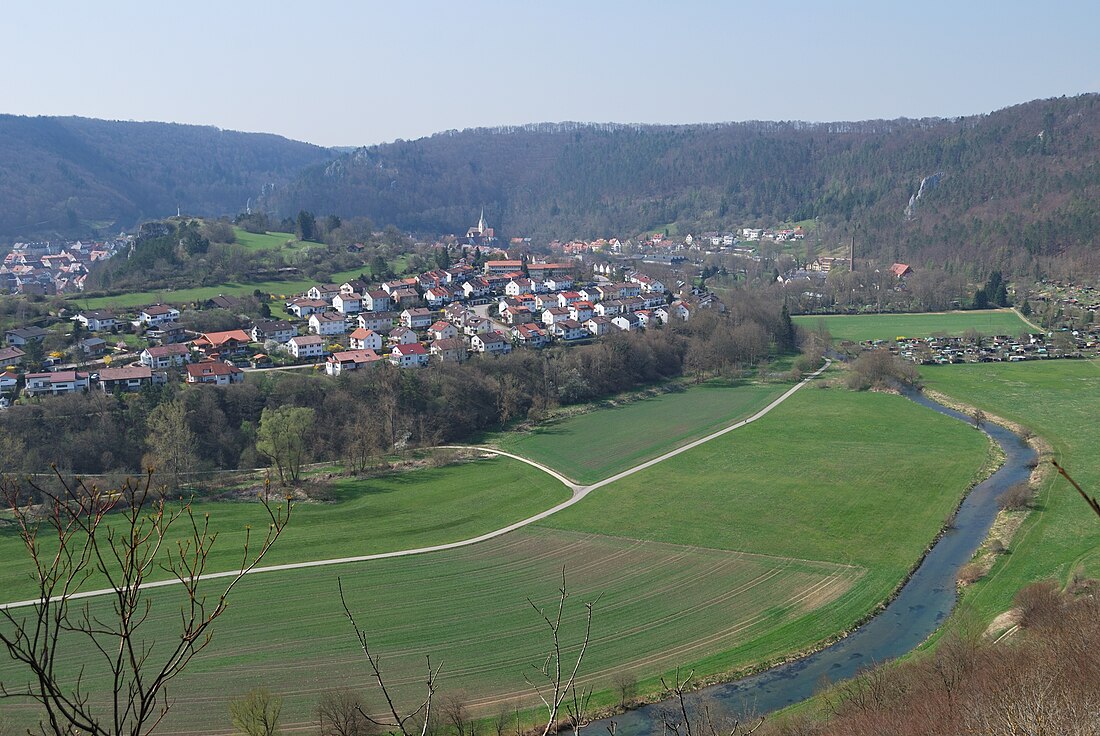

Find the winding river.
xmin=590 ymin=387 xmax=1036 ymax=734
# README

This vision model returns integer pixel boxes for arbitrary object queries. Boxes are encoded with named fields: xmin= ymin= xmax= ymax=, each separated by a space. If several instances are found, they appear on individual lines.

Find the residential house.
xmin=208 ymin=294 xmax=244 ymax=310
xmin=309 ymin=311 xmax=347 ymax=336
xmin=193 ymin=330 xmax=252 ymax=357
xmin=362 ymin=290 xmax=392 ymax=312
xmin=146 ymin=322 xmax=189 ymax=345
xmin=669 ymin=300 xmax=692 ymax=321
xmin=557 ymin=291 xmax=583 ymax=308
xmin=544 ymin=276 xmax=575 ymax=291
xmin=389 ymin=342 xmax=430 ymax=367
xmin=542 ymin=307 xmax=570 ymax=326
xmin=349 ymin=328 xmax=383 ymax=351
xmin=25 ymin=371 xmax=90 ymax=396
xmin=569 ymin=301 xmax=594 ymax=323
xmin=333 ymin=292 xmax=362 ymax=315
xmin=471 ymin=331 xmax=512 ymax=355
xmin=286 ymin=297 xmax=331 ymax=318
xmin=389 ymin=287 xmax=420 ymax=307
xmin=382 ymin=277 xmax=419 ymax=294
xmin=0 ymin=371 xmax=18 ymax=395
xmin=389 ymin=326 xmax=419 ymax=346
xmin=506 ymin=278 xmax=534 ymax=297
xmin=5 ymin=327 xmax=48 ymax=346
xmin=185 ymin=361 xmax=244 ymax=385
xmin=340 ymin=279 xmax=369 ymax=295
xmin=80 ymin=337 xmax=107 ymax=358
xmin=483 ymin=259 xmax=523 ymax=276
xmin=72 ymin=310 xmax=118 ymax=332
xmin=98 ymin=366 xmax=152 ymax=393
xmin=287 ymin=335 xmax=325 ymax=360
xmin=620 ymin=296 xmax=646 ymax=313
xmin=630 ymin=274 xmax=667 ymax=293
xmin=584 ymin=316 xmax=612 ymax=337
xmin=527 ymin=262 xmax=574 ymax=280
xmin=424 ymin=286 xmax=454 ymax=308
xmin=428 ymin=321 xmax=458 ymax=341
xmin=0 ymin=346 xmax=25 ymax=366
xmin=141 ymin=344 xmax=190 ymax=369
xmin=635 ymin=310 xmax=655 ymax=329
xmin=307 ymin=283 xmax=340 ymax=301
xmin=890 ymin=263 xmax=914 ymax=278
xmin=462 ymin=277 xmax=492 ymax=300
xmin=357 ymin=312 xmax=396 ymax=332
xmin=326 ymin=349 xmax=382 ymax=376
xmin=251 ymin=321 xmax=298 ymax=344
xmin=612 ymin=313 xmax=641 ymax=331
xmin=430 ymin=337 xmax=467 ymax=363
xmin=444 ymin=303 xmax=470 ymax=325
xmin=512 ymin=323 xmax=548 ymax=348
xmin=401 ymin=308 xmax=433 ymax=329
xmin=463 ymin=317 xmax=492 ymax=336
xmin=250 ymin=353 xmax=273 ymax=368
xmin=137 ymin=305 xmax=180 ymax=327
xmin=502 ymin=306 xmax=534 ymax=326
xmin=594 ymin=300 xmax=624 ymax=317
xmin=550 ymin=319 xmax=588 ymax=341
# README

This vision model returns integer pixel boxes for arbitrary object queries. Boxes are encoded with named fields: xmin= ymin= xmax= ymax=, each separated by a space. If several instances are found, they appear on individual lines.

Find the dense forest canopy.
xmin=0 ymin=115 xmax=331 ymax=240
xmin=264 ymin=94 xmax=1100 ymax=274
xmin=5 ymin=95 xmax=1100 ymax=275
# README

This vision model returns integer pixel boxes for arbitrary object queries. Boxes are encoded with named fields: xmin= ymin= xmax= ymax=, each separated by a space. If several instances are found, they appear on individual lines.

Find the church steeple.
xmin=478 ymin=209 xmax=486 ymax=234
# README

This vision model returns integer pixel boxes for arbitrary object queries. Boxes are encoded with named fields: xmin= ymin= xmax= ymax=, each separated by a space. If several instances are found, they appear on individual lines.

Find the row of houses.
xmin=0 ymin=237 xmax=127 ymax=295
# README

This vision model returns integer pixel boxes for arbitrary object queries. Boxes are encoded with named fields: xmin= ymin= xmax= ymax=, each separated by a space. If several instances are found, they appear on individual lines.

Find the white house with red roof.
xmin=389 ymin=342 xmax=429 ymax=367
xmin=185 ymin=362 xmax=244 ymax=385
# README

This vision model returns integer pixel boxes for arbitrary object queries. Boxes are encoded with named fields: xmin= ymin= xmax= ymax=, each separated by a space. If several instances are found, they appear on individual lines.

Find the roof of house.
xmin=26 ymin=370 xmax=87 ymax=382
xmin=330 ymin=349 xmax=381 ymax=363
xmin=196 ymin=329 xmax=252 ymax=347
xmin=431 ymin=337 xmax=466 ymax=351
xmin=0 ymin=346 xmax=26 ymax=361
xmin=311 ymin=311 xmax=345 ymax=322
xmin=429 ymin=321 xmax=453 ymax=332
xmin=186 ymin=362 xmax=242 ymax=378
xmin=141 ymin=304 xmax=177 ymax=316
xmin=478 ymin=331 xmax=508 ymax=344
xmin=392 ymin=342 xmax=428 ymax=355
xmin=6 ymin=327 xmax=48 ymax=339
xmin=289 ymin=335 xmax=324 ymax=345
xmin=144 ymin=343 xmax=189 ymax=357
xmin=100 ymin=366 xmax=152 ymax=381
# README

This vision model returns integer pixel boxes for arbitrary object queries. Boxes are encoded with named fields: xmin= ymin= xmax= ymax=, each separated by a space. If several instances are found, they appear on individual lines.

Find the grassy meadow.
xmin=232 ymin=228 xmax=301 ymax=251
xmin=69 ymin=267 xmax=370 ymax=311
xmin=0 ymin=456 xmax=569 ymax=602
xmin=0 ymin=378 xmax=995 ymax=733
xmin=794 ymin=309 xmax=1030 ymax=343
xmin=542 ymin=386 xmax=991 ymax=675
xmin=0 ymin=528 xmax=861 ymax=735
xmin=922 ymin=359 xmax=1100 ymax=623
xmin=486 ymin=380 xmax=790 ymax=483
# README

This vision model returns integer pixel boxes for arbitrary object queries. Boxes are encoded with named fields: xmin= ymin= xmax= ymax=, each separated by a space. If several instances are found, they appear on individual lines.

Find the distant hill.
xmin=263 ymin=94 xmax=1100 ymax=273
xmin=0 ymin=116 xmax=332 ymax=240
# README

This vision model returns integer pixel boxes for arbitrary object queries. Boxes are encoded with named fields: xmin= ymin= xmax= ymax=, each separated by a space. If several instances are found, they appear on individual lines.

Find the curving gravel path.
xmin=0 ymin=360 xmax=830 ymax=611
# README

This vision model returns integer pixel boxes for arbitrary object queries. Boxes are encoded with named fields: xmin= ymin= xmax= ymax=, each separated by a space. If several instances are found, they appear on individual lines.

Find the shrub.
xmin=997 ymin=482 xmax=1035 ymax=512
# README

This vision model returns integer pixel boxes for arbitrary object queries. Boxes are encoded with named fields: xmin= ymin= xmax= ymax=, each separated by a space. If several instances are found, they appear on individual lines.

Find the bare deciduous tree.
xmin=339 ymin=579 xmax=442 ymax=736
xmin=0 ymin=471 xmax=291 ymax=736
xmin=317 ymin=688 xmax=371 ymax=736
xmin=525 ymin=568 xmax=597 ymax=736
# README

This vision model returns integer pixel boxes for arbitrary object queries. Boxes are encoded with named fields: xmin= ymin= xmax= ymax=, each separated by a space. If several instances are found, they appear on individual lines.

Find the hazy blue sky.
xmin=3 ymin=0 xmax=1097 ymax=147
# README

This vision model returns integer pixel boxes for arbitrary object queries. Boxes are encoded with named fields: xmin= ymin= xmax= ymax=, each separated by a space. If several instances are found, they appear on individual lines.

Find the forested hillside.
xmin=0 ymin=116 xmax=332 ymax=239
xmin=266 ymin=94 xmax=1100 ymax=274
